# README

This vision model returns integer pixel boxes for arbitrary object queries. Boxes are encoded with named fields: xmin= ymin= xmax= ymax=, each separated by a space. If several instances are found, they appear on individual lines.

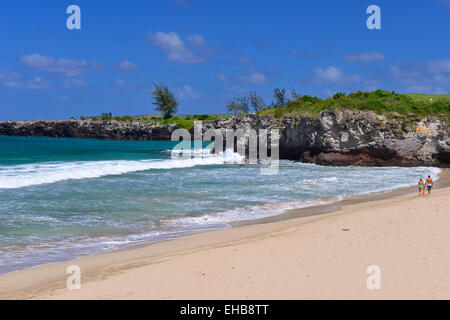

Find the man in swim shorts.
xmin=426 ymin=175 xmax=434 ymax=195
xmin=418 ymin=178 xmax=425 ymax=196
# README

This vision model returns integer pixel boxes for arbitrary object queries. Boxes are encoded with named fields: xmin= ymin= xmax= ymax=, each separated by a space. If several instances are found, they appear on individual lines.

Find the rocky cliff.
xmin=0 ymin=120 xmax=178 ymax=141
xmin=1 ymin=110 xmax=449 ymax=167
xmin=208 ymin=111 xmax=449 ymax=167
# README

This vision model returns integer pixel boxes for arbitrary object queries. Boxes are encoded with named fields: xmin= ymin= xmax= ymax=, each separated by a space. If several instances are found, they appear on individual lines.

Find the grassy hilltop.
xmin=78 ymin=90 xmax=450 ymax=129
xmin=262 ymin=90 xmax=450 ymax=118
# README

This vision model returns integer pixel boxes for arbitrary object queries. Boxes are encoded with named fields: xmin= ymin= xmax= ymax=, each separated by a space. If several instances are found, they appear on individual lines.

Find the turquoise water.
xmin=0 ymin=136 xmax=441 ymax=274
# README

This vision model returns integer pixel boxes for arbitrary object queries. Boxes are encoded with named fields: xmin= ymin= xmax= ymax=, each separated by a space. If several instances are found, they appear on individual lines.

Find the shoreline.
xmin=0 ymin=167 xmax=444 ymax=276
xmin=236 ymin=168 xmax=450 ymax=227
xmin=0 ymin=169 xmax=448 ymax=299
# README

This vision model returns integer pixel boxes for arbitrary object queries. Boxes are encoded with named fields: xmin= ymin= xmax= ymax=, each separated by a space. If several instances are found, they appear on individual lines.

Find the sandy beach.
xmin=0 ymin=171 xmax=449 ymax=300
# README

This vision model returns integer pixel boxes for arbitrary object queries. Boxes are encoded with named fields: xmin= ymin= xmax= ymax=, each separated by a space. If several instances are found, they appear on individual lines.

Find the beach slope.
xmin=1 ymin=185 xmax=449 ymax=300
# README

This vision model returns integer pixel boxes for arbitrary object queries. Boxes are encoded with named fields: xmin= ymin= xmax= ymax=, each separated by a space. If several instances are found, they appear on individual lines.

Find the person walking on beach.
xmin=426 ymin=175 xmax=434 ymax=195
xmin=418 ymin=178 xmax=425 ymax=196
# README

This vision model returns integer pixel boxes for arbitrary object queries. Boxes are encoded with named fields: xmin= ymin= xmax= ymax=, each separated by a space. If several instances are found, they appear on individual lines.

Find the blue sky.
xmin=1 ymin=0 xmax=449 ymax=120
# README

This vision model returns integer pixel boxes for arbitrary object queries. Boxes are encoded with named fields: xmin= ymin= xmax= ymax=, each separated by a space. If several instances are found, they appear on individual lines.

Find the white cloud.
xmin=390 ymin=59 xmax=450 ymax=80
xmin=427 ymin=59 xmax=450 ymax=74
xmin=431 ymin=74 xmax=450 ymax=84
xmin=149 ymin=32 xmax=215 ymax=64
xmin=20 ymin=54 xmax=140 ymax=80
xmin=255 ymin=39 xmax=273 ymax=49
xmin=405 ymin=84 xmax=447 ymax=94
xmin=175 ymin=85 xmax=202 ymax=100
xmin=344 ymin=52 xmax=385 ymax=62
xmin=237 ymin=57 xmax=253 ymax=65
xmin=312 ymin=66 xmax=360 ymax=84
xmin=239 ymin=70 xmax=267 ymax=85
xmin=20 ymin=54 xmax=89 ymax=77
xmin=187 ymin=34 xmax=206 ymax=48
xmin=227 ymin=85 xmax=249 ymax=94
xmin=291 ymin=45 xmax=339 ymax=58
xmin=435 ymin=0 xmax=450 ymax=6
xmin=63 ymin=78 xmax=87 ymax=88
xmin=388 ymin=60 xmax=450 ymax=93
xmin=0 ymin=72 xmax=48 ymax=89
xmin=116 ymin=60 xmax=139 ymax=71
xmin=216 ymin=74 xmax=229 ymax=81
xmin=27 ymin=77 xmax=47 ymax=89
xmin=0 ymin=72 xmax=23 ymax=88
xmin=389 ymin=64 xmax=424 ymax=82
xmin=113 ymin=78 xmax=137 ymax=89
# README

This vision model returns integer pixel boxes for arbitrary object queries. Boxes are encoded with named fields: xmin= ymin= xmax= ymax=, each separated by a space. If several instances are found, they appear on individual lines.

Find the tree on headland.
xmin=236 ymin=96 xmax=250 ymax=113
xmin=226 ymin=99 xmax=243 ymax=114
xmin=151 ymin=82 xmax=178 ymax=119
xmin=249 ymin=91 xmax=266 ymax=112
xmin=226 ymin=96 xmax=251 ymax=114
xmin=101 ymin=112 xmax=112 ymax=120
xmin=291 ymin=89 xmax=301 ymax=101
xmin=273 ymin=88 xmax=287 ymax=107
xmin=225 ymin=89 xmax=287 ymax=114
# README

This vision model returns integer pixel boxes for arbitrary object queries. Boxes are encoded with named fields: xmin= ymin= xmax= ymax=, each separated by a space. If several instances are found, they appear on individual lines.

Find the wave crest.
xmin=0 ymin=149 xmax=244 ymax=189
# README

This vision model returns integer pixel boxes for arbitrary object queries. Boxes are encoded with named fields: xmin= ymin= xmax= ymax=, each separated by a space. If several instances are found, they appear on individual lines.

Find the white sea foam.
xmin=0 ymin=149 xmax=244 ymax=189
xmin=163 ymin=197 xmax=343 ymax=227
xmin=298 ymin=176 xmax=339 ymax=185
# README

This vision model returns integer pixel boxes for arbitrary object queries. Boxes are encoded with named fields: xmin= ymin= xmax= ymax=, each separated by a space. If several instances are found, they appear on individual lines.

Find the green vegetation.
xmin=406 ymin=94 xmax=450 ymax=103
xmin=77 ymin=89 xmax=449 ymax=127
xmin=261 ymin=90 xmax=450 ymax=118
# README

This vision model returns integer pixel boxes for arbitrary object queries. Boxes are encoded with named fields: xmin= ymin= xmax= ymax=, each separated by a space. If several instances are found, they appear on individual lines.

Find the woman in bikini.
xmin=418 ymin=178 xmax=425 ymax=196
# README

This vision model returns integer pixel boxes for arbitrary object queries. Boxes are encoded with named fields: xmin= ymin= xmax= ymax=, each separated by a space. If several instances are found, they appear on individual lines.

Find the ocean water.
xmin=0 ymin=136 xmax=441 ymax=275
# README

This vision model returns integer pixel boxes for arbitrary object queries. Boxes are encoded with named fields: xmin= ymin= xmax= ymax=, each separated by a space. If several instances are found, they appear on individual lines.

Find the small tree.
xmin=273 ymin=88 xmax=287 ymax=107
xmin=151 ymin=82 xmax=178 ymax=119
xmin=236 ymin=96 xmax=250 ymax=113
xmin=291 ymin=89 xmax=301 ymax=100
xmin=226 ymin=100 xmax=243 ymax=114
xmin=101 ymin=112 xmax=112 ymax=120
xmin=249 ymin=91 xmax=266 ymax=112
